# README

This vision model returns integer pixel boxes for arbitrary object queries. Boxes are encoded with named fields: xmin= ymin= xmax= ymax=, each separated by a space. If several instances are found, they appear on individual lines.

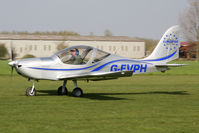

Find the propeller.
xmin=11 ymin=47 xmax=14 ymax=61
xmin=8 ymin=42 xmax=16 ymax=76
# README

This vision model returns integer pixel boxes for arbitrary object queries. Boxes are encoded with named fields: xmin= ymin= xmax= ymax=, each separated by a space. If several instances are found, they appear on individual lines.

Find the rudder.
xmin=144 ymin=25 xmax=180 ymax=63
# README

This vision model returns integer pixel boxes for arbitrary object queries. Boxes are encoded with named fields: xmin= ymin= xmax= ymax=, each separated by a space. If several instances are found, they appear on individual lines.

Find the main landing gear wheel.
xmin=26 ymin=87 xmax=36 ymax=96
xmin=57 ymin=86 xmax=68 ymax=95
xmin=72 ymin=88 xmax=83 ymax=97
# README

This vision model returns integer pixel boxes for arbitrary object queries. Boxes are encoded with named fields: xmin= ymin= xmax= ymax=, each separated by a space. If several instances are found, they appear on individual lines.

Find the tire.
xmin=57 ymin=86 xmax=68 ymax=95
xmin=26 ymin=87 xmax=36 ymax=96
xmin=72 ymin=88 xmax=83 ymax=97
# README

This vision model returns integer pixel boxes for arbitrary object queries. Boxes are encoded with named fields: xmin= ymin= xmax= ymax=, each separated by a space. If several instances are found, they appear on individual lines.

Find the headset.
xmin=75 ymin=49 xmax=79 ymax=55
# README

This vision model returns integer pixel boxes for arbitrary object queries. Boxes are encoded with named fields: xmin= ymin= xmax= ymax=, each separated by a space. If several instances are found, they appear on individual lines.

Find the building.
xmin=179 ymin=42 xmax=197 ymax=59
xmin=0 ymin=34 xmax=145 ymax=59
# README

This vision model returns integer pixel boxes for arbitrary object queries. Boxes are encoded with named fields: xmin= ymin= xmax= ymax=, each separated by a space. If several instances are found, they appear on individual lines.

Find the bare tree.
xmin=89 ymin=32 xmax=94 ymax=36
xmin=104 ymin=29 xmax=113 ymax=37
xmin=179 ymin=0 xmax=199 ymax=60
xmin=1 ymin=31 xmax=79 ymax=36
xmin=56 ymin=41 xmax=68 ymax=51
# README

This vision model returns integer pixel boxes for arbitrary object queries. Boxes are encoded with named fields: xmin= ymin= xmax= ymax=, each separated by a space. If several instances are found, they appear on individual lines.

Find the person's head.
xmin=70 ymin=49 xmax=79 ymax=56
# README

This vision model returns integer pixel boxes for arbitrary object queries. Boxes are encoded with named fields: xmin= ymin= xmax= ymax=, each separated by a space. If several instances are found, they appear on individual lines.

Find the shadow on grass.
xmin=37 ymin=90 xmax=127 ymax=100
xmin=37 ymin=90 xmax=189 ymax=100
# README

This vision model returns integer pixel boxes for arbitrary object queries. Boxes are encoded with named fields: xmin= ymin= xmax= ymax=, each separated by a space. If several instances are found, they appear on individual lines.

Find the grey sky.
xmin=0 ymin=0 xmax=188 ymax=39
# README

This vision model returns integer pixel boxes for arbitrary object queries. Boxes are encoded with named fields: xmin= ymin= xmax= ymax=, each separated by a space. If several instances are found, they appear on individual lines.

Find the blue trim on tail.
xmin=143 ymin=50 xmax=177 ymax=61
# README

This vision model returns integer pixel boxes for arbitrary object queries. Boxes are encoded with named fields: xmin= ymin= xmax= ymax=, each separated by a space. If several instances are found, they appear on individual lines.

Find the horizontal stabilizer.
xmin=155 ymin=64 xmax=187 ymax=67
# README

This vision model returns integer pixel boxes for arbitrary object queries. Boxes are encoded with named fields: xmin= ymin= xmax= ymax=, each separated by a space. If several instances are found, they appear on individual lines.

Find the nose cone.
xmin=8 ymin=61 xmax=16 ymax=66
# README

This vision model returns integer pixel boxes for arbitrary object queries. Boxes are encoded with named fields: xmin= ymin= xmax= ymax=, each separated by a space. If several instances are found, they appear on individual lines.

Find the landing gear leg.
xmin=26 ymin=80 xmax=36 ymax=96
xmin=71 ymin=80 xmax=83 ymax=97
xmin=58 ymin=80 xmax=68 ymax=95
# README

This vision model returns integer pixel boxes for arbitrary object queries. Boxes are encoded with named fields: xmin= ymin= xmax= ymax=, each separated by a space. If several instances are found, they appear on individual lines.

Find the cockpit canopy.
xmin=55 ymin=45 xmax=110 ymax=65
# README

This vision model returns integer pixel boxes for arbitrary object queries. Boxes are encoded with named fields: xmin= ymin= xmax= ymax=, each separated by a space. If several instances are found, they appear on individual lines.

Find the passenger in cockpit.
xmin=69 ymin=49 xmax=83 ymax=65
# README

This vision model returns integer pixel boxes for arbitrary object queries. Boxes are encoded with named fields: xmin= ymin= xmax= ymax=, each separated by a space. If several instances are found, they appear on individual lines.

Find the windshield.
xmin=93 ymin=49 xmax=110 ymax=63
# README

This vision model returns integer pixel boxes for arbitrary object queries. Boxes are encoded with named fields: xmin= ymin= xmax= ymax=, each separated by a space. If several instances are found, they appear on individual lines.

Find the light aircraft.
xmin=8 ymin=25 xmax=185 ymax=97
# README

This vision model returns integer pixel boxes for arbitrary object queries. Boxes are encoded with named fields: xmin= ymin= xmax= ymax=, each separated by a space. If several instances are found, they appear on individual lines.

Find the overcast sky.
xmin=0 ymin=0 xmax=188 ymax=39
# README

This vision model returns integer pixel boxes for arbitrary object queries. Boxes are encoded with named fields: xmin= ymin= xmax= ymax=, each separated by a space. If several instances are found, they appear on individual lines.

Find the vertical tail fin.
xmin=144 ymin=25 xmax=180 ymax=63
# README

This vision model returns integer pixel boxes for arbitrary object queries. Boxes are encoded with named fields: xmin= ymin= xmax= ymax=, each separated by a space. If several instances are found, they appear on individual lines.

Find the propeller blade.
xmin=10 ymin=42 xmax=15 ymax=61
xmin=9 ymin=41 xmax=16 ymax=77
xmin=11 ymin=66 xmax=14 ymax=76
xmin=11 ymin=49 xmax=14 ymax=61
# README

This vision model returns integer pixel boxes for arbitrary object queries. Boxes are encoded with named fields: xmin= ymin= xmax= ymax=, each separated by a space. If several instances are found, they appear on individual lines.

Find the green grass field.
xmin=0 ymin=60 xmax=199 ymax=133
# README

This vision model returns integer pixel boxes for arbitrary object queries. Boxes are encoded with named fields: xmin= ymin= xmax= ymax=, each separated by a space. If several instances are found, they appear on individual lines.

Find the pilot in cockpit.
xmin=69 ymin=49 xmax=83 ymax=65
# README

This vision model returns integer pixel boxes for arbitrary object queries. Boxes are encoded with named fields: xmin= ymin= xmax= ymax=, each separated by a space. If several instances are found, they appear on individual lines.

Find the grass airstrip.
xmin=0 ymin=60 xmax=199 ymax=133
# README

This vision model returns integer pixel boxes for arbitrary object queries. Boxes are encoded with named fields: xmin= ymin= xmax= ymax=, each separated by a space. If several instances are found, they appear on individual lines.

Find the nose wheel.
xmin=26 ymin=87 xmax=36 ymax=96
xmin=26 ymin=80 xmax=36 ymax=96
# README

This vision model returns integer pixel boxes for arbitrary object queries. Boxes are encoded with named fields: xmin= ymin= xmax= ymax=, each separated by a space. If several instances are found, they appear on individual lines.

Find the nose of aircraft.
xmin=8 ymin=60 xmax=17 ymax=66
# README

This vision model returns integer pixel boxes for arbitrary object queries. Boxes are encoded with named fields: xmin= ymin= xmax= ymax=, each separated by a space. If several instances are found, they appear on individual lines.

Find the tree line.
xmin=0 ymin=31 xmax=80 ymax=36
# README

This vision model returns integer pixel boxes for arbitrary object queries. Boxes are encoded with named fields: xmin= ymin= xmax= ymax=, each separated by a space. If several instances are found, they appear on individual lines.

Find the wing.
xmin=57 ymin=71 xmax=133 ymax=81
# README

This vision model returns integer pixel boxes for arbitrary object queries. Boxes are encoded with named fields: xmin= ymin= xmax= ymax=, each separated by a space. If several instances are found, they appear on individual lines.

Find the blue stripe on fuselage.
xmin=91 ymin=59 xmax=152 ymax=72
xmin=29 ymin=63 xmax=99 ymax=71
xmin=91 ymin=50 xmax=176 ymax=72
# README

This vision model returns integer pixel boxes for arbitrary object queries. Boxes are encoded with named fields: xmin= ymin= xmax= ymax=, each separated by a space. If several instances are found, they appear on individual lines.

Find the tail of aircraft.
xmin=144 ymin=25 xmax=180 ymax=63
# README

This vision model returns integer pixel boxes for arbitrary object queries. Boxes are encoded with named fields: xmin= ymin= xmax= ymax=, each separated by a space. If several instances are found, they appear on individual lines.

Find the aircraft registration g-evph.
xmin=8 ymin=25 xmax=185 ymax=97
